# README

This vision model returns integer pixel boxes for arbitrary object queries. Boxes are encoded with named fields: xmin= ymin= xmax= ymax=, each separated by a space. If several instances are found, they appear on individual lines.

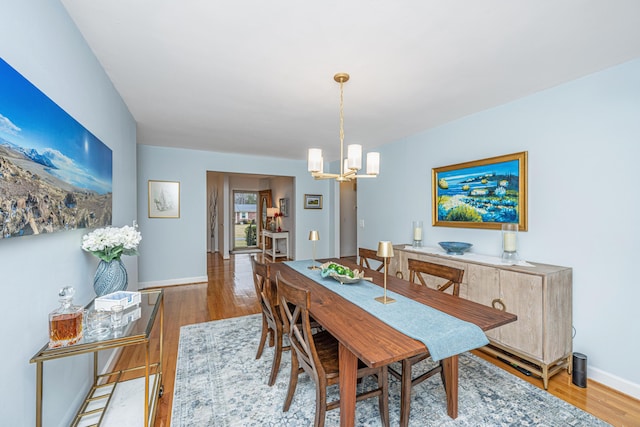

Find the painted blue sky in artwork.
xmin=439 ymin=160 xmax=518 ymax=183
xmin=0 ymin=58 xmax=112 ymax=194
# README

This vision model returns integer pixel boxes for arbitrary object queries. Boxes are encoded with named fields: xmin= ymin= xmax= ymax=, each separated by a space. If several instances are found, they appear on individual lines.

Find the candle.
xmin=503 ymin=233 xmax=517 ymax=252
xmin=413 ymin=227 xmax=422 ymax=241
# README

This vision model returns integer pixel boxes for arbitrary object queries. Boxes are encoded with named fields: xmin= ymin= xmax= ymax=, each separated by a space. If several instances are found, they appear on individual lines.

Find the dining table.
xmin=270 ymin=258 xmax=517 ymax=427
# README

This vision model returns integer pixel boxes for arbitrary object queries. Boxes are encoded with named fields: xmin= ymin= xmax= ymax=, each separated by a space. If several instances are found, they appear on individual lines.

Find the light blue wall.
xmin=358 ymin=59 xmax=640 ymax=395
xmin=0 ymin=1 xmax=137 ymax=425
xmin=136 ymin=145 xmax=335 ymax=285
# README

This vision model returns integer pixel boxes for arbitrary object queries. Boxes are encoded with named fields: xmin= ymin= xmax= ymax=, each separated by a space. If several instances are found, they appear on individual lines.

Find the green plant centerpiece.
xmin=320 ymin=262 xmax=365 ymax=284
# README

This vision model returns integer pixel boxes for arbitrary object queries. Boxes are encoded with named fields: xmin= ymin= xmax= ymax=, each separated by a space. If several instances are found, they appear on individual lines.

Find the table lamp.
xmin=308 ymin=230 xmax=320 ymax=270
xmin=374 ymin=241 xmax=395 ymax=304
xmin=266 ymin=207 xmax=279 ymax=231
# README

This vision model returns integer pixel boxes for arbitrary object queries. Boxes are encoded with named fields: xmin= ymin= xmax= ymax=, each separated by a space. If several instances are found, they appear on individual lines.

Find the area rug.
xmin=171 ymin=314 xmax=608 ymax=426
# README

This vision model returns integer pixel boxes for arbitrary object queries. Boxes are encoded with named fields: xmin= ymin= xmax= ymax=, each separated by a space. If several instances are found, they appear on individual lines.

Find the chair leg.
xmin=268 ymin=330 xmax=283 ymax=386
xmin=268 ymin=327 xmax=275 ymax=347
xmin=378 ymin=367 xmax=390 ymax=427
xmin=256 ymin=315 xmax=268 ymax=359
xmin=283 ymin=351 xmax=299 ymax=412
xmin=399 ymin=359 xmax=412 ymax=427
xmin=439 ymin=360 xmax=447 ymax=392
xmin=315 ymin=380 xmax=327 ymax=427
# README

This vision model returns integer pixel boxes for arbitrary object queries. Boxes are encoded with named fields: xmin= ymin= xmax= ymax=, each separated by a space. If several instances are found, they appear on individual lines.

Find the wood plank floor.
xmin=114 ymin=252 xmax=640 ymax=426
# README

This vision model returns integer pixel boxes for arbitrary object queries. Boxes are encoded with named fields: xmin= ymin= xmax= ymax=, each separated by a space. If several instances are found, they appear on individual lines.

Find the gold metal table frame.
xmin=30 ymin=289 xmax=164 ymax=427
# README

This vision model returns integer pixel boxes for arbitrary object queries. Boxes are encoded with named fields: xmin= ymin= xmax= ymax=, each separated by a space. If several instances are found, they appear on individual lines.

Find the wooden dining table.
xmin=270 ymin=258 xmax=517 ymax=427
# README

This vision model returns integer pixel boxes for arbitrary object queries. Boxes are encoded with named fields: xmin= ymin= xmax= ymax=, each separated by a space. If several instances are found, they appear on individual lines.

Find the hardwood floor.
xmin=115 ymin=252 xmax=640 ymax=426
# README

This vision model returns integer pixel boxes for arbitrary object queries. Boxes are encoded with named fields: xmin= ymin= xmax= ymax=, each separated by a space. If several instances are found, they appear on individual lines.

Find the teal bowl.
xmin=438 ymin=241 xmax=472 ymax=255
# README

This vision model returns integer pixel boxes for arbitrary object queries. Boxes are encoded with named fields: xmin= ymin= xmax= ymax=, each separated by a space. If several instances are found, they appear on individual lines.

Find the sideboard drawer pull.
xmin=492 ymin=298 xmax=506 ymax=312
xmin=395 ymin=271 xmax=404 ymax=280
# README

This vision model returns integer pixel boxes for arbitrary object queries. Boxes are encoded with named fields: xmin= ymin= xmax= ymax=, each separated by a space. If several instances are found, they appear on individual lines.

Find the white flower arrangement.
xmin=82 ymin=224 xmax=142 ymax=263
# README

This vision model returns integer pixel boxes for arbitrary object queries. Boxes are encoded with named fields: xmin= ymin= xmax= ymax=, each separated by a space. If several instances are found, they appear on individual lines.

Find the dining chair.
xmin=392 ymin=258 xmax=464 ymax=427
xmin=251 ymin=255 xmax=288 ymax=386
xmin=276 ymin=272 xmax=390 ymax=427
xmin=358 ymin=247 xmax=385 ymax=272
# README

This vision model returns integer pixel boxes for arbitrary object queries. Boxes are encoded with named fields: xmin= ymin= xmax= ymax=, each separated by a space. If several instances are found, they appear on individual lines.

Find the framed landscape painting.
xmin=432 ymin=151 xmax=527 ymax=231
xmin=304 ymin=194 xmax=322 ymax=210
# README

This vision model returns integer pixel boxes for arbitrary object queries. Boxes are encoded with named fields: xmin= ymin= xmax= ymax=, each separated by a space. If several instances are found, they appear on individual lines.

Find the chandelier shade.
xmin=307 ymin=73 xmax=380 ymax=181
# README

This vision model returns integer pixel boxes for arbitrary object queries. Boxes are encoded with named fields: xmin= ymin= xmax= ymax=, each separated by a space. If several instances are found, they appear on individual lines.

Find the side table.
xmin=261 ymin=230 xmax=289 ymax=262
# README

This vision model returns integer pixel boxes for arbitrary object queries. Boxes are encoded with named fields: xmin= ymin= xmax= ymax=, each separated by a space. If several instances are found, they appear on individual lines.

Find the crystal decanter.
xmin=48 ymin=286 xmax=83 ymax=348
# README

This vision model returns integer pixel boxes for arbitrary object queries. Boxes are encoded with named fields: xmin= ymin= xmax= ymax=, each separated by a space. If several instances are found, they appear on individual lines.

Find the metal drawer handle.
xmin=492 ymin=298 xmax=506 ymax=312
xmin=395 ymin=271 xmax=404 ymax=280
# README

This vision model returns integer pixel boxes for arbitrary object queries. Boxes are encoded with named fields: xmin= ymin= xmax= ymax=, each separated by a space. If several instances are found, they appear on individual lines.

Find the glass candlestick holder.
xmin=412 ymin=220 xmax=423 ymax=247
xmin=501 ymin=223 xmax=519 ymax=263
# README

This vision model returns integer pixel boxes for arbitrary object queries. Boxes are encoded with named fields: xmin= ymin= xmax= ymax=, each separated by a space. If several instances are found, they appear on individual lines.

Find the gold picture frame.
xmin=148 ymin=180 xmax=180 ymax=218
xmin=432 ymin=151 xmax=527 ymax=231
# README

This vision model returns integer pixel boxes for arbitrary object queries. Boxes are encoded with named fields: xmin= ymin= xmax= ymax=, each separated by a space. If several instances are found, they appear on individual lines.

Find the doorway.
xmin=340 ymin=181 xmax=357 ymax=257
xmin=232 ymin=190 xmax=258 ymax=251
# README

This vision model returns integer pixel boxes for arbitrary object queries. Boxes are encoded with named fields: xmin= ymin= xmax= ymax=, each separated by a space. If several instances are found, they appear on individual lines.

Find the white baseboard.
xmin=138 ymin=276 xmax=208 ymax=289
xmin=589 ymin=366 xmax=640 ymax=400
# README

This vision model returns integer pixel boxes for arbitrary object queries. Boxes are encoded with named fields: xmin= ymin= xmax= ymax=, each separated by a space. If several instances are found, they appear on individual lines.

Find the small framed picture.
xmin=304 ymin=194 xmax=323 ymax=209
xmin=148 ymin=180 xmax=180 ymax=218
xmin=279 ymin=198 xmax=289 ymax=217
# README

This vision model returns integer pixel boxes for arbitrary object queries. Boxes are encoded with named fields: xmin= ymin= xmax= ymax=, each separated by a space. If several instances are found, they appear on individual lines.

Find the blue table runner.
xmin=284 ymin=260 xmax=489 ymax=361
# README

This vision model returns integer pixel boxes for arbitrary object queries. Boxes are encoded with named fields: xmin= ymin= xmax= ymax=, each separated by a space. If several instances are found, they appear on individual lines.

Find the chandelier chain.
xmin=339 ymin=79 xmax=345 ymax=175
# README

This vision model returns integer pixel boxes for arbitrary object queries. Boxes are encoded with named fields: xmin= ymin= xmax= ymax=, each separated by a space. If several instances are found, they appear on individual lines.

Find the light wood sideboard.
xmin=388 ymin=245 xmax=572 ymax=389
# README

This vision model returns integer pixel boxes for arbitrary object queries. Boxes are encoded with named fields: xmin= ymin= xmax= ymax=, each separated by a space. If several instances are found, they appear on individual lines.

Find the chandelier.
xmin=307 ymin=73 xmax=380 ymax=181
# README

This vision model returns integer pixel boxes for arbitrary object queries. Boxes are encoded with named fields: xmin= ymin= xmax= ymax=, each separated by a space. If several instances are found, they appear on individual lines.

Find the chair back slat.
xmin=359 ymin=247 xmax=385 ymax=272
xmin=407 ymin=258 xmax=464 ymax=296
xmin=251 ymin=256 xmax=279 ymax=326
xmin=277 ymin=272 xmax=323 ymax=380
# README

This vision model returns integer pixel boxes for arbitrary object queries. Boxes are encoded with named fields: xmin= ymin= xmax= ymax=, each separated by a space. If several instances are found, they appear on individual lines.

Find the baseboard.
xmin=589 ymin=366 xmax=640 ymax=400
xmin=138 ymin=276 xmax=208 ymax=289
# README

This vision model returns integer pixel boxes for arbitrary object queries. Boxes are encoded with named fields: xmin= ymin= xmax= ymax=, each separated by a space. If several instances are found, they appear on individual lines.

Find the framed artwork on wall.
xmin=279 ymin=198 xmax=289 ymax=217
xmin=0 ymin=58 xmax=113 ymax=239
xmin=148 ymin=180 xmax=180 ymax=218
xmin=432 ymin=151 xmax=527 ymax=231
xmin=304 ymin=194 xmax=323 ymax=210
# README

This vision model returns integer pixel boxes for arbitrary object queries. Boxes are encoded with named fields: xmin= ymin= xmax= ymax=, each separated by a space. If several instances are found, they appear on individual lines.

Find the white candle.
xmin=413 ymin=227 xmax=422 ymax=241
xmin=503 ymin=233 xmax=517 ymax=252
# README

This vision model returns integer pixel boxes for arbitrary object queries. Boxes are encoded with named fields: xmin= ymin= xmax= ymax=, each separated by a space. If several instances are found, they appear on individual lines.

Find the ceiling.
xmin=60 ymin=0 xmax=640 ymax=162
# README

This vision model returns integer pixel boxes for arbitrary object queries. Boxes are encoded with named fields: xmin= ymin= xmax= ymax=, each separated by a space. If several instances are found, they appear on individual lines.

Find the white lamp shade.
xmin=308 ymin=148 xmax=323 ymax=172
xmin=366 ymin=152 xmax=380 ymax=175
xmin=376 ymin=241 xmax=394 ymax=258
xmin=347 ymin=144 xmax=362 ymax=170
xmin=309 ymin=230 xmax=320 ymax=241
xmin=266 ymin=207 xmax=279 ymax=217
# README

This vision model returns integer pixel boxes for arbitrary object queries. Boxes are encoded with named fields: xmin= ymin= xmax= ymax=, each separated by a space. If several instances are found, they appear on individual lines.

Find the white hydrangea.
xmin=82 ymin=224 xmax=142 ymax=262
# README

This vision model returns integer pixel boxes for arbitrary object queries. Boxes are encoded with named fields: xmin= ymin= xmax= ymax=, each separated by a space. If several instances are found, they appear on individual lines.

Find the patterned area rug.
xmin=171 ymin=314 xmax=608 ymax=426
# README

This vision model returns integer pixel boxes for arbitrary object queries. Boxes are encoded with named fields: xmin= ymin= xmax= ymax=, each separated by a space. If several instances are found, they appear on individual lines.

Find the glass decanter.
xmin=48 ymin=286 xmax=83 ymax=348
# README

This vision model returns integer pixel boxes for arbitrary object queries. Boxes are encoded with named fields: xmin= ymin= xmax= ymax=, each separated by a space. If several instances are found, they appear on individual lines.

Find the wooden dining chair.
xmin=392 ymin=258 xmax=464 ymax=427
xmin=251 ymin=255 xmax=288 ymax=386
xmin=276 ymin=272 xmax=389 ymax=427
xmin=358 ymin=247 xmax=385 ymax=272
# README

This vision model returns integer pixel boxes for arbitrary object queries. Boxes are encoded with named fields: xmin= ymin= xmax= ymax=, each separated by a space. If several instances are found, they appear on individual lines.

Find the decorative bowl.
xmin=438 ymin=241 xmax=473 ymax=255
xmin=319 ymin=262 xmax=365 ymax=284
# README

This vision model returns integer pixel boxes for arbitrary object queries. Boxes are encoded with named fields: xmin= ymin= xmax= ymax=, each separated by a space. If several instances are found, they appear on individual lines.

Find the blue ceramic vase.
xmin=93 ymin=259 xmax=128 ymax=296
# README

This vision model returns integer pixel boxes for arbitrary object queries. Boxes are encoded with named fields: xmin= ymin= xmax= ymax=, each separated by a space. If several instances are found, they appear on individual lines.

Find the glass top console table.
xmin=30 ymin=289 xmax=164 ymax=427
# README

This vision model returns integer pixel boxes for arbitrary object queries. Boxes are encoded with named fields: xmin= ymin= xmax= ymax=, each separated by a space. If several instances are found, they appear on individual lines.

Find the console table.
xmin=30 ymin=289 xmax=164 ymax=427
xmin=388 ymin=246 xmax=572 ymax=389
xmin=261 ymin=230 xmax=289 ymax=262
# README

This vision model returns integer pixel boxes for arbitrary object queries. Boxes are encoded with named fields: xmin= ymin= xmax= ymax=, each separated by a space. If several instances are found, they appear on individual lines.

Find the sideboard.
xmin=388 ymin=245 xmax=572 ymax=389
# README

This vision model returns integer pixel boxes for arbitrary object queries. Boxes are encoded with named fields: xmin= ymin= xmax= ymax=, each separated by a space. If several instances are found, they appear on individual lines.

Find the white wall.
xmin=358 ymin=58 xmax=640 ymax=398
xmin=137 ymin=146 xmax=334 ymax=286
xmin=0 ymin=1 xmax=137 ymax=425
